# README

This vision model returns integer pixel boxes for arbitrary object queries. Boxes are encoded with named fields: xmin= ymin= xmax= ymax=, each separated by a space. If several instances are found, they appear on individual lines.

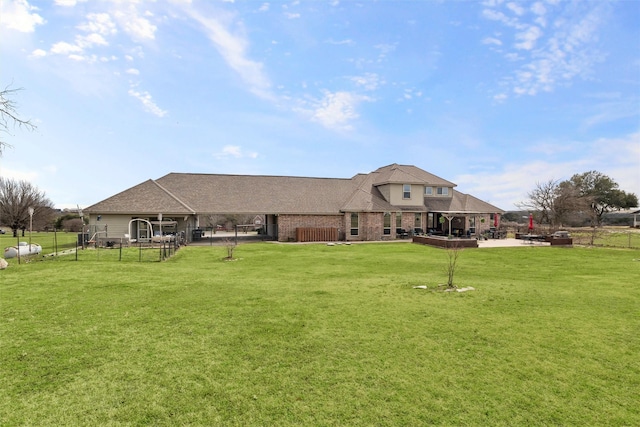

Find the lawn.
xmin=1 ymin=242 xmax=639 ymax=426
xmin=1 ymin=230 xmax=79 ymax=256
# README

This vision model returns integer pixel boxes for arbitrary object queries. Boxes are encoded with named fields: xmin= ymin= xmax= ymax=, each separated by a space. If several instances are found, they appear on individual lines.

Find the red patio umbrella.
xmin=528 ymin=213 xmax=534 ymax=232
xmin=494 ymin=213 xmax=499 ymax=228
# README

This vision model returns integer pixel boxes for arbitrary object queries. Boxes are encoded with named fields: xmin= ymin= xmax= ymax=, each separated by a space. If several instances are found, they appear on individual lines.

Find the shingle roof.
xmin=340 ymin=171 xmax=396 ymax=212
xmin=372 ymin=163 xmax=456 ymax=187
xmin=84 ymin=165 xmax=502 ymax=215
xmin=155 ymin=173 xmax=355 ymax=215
xmin=84 ymin=179 xmax=196 ymax=215
xmin=424 ymin=191 xmax=503 ymax=214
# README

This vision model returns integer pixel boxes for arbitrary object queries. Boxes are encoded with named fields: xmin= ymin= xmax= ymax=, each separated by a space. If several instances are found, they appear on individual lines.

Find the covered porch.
xmin=426 ymin=211 xmax=503 ymax=239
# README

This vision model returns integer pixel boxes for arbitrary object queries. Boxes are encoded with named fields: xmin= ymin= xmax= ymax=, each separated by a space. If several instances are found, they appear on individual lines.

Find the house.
xmin=83 ymin=164 xmax=503 ymax=242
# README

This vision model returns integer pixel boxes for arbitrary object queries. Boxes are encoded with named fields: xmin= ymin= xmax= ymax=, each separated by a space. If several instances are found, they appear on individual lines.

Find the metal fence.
xmin=6 ymin=234 xmax=182 ymax=264
xmin=569 ymin=229 xmax=640 ymax=249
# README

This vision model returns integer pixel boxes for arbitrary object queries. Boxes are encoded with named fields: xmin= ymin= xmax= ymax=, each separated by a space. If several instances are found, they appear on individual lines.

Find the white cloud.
xmin=126 ymin=68 xmax=140 ymax=75
xmin=514 ymin=26 xmax=542 ymax=50
xmin=1 ymin=0 xmax=45 ymax=32
xmin=30 ymin=49 xmax=47 ymax=57
xmin=114 ymin=10 xmax=157 ymax=41
xmin=258 ymin=3 xmax=269 ymax=12
xmin=213 ymin=145 xmax=258 ymax=160
xmin=374 ymin=43 xmax=396 ymax=62
xmin=482 ymin=37 xmax=503 ymax=46
xmin=350 ymin=73 xmax=382 ymax=91
xmin=50 ymin=41 xmax=82 ymax=55
xmin=77 ymin=32 xmax=108 ymax=47
xmin=327 ymin=38 xmax=354 ymax=46
xmin=285 ymin=12 xmax=300 ymax=19
xmin=456 ymin=132 xmax=640 ymax=210
xmin=309 ymin=91 xmax=371 ymax=132
xmin=77 ymin=13 xmax=117 ymax=36
xmin=128 ymin=87 xmax=168 ymax=117
xmin=54 ymin=0 xmax=87 ymax=6
xmin=506 ymin=2 xmax=525 ymax=16
xmin=185 ymin=7 xmax=273 ymax=100
xmin=493 ymin=93 xmax=507 ymax=102
xmin=483 ymin=1 xmax=608 ymax=98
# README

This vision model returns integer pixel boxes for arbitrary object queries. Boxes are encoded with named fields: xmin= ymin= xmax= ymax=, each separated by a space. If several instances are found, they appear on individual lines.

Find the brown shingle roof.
xmin=85 ymin=165 xmax=502 ymax=216
xmin=424 ymin=191 xmax=503 ymax=213
xmin=155 ymin=173 xmax=356 ymax=215
xmin=372 ymin=163 xmax=456 ymax=187
xmin=84 ymin=180 xmax=196 ymax=215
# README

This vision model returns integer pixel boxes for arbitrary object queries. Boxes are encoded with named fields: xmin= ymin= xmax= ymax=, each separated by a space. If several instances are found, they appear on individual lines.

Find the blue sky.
xmin=1 ymin=0 xmax=638 ymax=211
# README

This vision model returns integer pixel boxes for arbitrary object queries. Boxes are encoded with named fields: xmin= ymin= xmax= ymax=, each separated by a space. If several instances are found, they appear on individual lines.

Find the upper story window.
xmin=437 ymin=187 xmax=449 ymax=196
xmin=403 ymin=184 xmax=411 ymax=199
xmin=425 ymin=187 xmax=433 ymax=196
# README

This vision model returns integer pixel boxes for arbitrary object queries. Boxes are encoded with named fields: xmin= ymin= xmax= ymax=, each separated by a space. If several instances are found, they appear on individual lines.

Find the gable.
xmin=84 ymin=180 xmax=195 ymax=215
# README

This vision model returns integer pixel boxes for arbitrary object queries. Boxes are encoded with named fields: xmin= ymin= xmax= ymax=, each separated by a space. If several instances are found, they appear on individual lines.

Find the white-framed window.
xmin=403 ymin=184 xmax=411 ymax=199
xmin=383 ymin=212 xmax=391 ymax=235
xmin=425 ymin=186 xmax=433 ymax=195
xmin=396 ymin=212 xmax=402 ymax=228
xmin=350 ymin=213 xmax=359 ymax=236
xmin=437 ymin=187 xmax=449 ymax=196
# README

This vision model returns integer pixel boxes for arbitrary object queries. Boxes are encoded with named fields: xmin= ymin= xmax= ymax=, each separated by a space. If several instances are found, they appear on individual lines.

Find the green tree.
xmin=563 ymin=171 xmax=638 ymax=226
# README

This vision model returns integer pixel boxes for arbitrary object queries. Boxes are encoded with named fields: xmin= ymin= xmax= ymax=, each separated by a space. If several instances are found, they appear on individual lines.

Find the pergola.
xmin=436 ymin=211 xmax=490 ymax=237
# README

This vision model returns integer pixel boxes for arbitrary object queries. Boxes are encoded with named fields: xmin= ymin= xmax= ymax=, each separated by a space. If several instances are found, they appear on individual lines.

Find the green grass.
xmin=1 ymin=243 xmax=639 ymax=426
xmin=1 ymin=231 xmax=79 ymax=255
xmin=571 ymin=228 xmax=640 ymax=249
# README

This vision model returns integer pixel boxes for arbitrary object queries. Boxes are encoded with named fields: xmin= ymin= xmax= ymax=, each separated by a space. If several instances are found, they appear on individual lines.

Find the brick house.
xmin=84 ymin=163 xmax=503 ymax=242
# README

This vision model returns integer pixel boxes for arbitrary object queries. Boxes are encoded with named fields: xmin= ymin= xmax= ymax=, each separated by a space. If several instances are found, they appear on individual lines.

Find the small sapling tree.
xmin=444 ymin=244 xmax=462 ymax=289
xmin=223 ymin=238 xmax=237 ymax=260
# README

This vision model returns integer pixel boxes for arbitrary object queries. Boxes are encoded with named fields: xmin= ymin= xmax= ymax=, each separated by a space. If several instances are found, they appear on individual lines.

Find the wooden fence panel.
xmin=296 ymin=227 xmax=338 ymax=242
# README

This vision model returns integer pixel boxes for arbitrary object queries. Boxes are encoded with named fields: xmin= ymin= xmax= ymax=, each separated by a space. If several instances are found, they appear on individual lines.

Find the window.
xmin=396 ymin=212 xmax=402 ymax=228
xmin=403 ymin=184 xmax=411 ymax=199
xmin=383 ymin=212 xmax=391 ymax=235
xmin=415 ymin=213 xmax=421 ymax=228
xmin=437 ymin=187 xmax=449 ymax=196
xmin=350 ymin=213 xmax=359 ymax=236
xmin=425 ymin=186 xmax=433 ymax=195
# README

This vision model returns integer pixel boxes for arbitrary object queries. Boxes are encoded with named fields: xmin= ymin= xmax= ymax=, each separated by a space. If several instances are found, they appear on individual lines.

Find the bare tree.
xmin=518 ymin=179 xmax=559 ymax=225
xmin=223 ymin=238 xmax=237 ymax=260
xmin=1 ymin=85 xmax=36 ymax=155
xmin=444 ymin=244 xmax=462 ymax=289
xmin=0 ymin=177 xmax=54 ymax=237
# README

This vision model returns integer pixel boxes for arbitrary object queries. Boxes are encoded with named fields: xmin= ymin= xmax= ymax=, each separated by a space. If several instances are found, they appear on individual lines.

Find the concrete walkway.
xmin=477 ymin=238 xmax=550 ymax=248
